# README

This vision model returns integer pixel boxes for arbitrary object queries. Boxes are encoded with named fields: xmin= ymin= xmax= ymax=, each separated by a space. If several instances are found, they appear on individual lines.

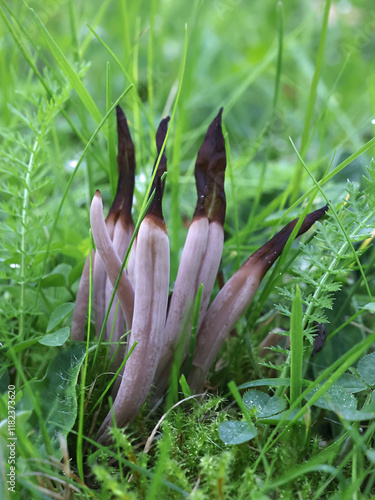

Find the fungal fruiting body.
xmin=152 ymin=109 xmax=226 ymax=396
xmin=187 ymin=205 xmax=328 ymax=393
xmin=72 ymin=105 xmax=327 ymax=439
xmin=96 ymin=117 xmax=170 ymax=440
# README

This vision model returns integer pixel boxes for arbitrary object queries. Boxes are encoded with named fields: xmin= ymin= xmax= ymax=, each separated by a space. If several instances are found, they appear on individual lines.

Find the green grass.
xmin=1 ymin=0 xmax=375 ymax=498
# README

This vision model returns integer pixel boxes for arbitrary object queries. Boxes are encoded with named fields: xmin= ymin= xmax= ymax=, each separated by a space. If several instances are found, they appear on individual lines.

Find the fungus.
xmin=72 ymin=105 xmax=327 ymax=441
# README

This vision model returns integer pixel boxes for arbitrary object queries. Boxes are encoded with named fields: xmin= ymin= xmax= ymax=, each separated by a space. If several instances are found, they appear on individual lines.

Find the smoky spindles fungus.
xmin=187 ymin=204 xmax=328 ymax=394
xmin=97 ymin=118 xmax=170 ymax=441
xmin=71 ymin=105 xmax=328 ymax=438
xmin=152 ymin=108 xmax=226 ymax=395
xmin=90 ymin=191 xmax=134 ymax=334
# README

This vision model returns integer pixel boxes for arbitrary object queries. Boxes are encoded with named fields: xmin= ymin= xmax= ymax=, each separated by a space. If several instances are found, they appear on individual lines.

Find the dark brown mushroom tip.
xmin=252 ymin=204 xmax=329 ymax=276
xmin=156 ymin=116 xmax=170 ymax=153
xmin=311 ymin=321 xmax=328 ymax=357
xmin=194 ymin=108 xmax=227 ymax=223
xmin=107 ymin=106 xmax=136 ymax=222
xmin=147 ymin=118 xmax=170 ymax=220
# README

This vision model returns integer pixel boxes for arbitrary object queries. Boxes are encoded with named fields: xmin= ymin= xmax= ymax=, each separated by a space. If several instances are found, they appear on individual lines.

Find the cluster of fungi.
xmin=71 ymin=106 xmax=327 ymax=443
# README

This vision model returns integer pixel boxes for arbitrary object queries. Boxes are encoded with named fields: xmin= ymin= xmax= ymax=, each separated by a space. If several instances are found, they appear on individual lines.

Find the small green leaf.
xmin=243 ymin=390 xmax=269 ymax=411
xmin=363 ymin=303 xmax=375 ymax=314
xmin=219 ymin=421 xmax=258 ymax=445
xmin=357 ymin=352 xmax=375 ymax=386
xmin=334 ymin=373 xmax=367 ymax=393
xmin=306 ymin=386 xmax=357 ymax=412
xmin=41 ymin=273 xmax=67 ymax=288
xmin=47 ymin=303 xmax=75 ymax=332
xmin=243 ymin=390 xmax=286 ymax=418
xmin=39 ymin=327 xmax=70 ymax=346
xmin=259 ymin=397 xmax=287 ymax=418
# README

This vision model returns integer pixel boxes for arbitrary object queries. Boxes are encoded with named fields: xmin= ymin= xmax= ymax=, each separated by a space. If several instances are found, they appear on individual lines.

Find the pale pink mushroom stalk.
xmin=71 ymin=250 xmax=94 ymax=340
xmin=97 ymin=118 xmax=170 ymax=441
xmin=90 ymin=191 xmax=134 ymax=333
xmin=187 ymin=204 xmax=328 ymax=393
xmin=153 ymin=109 xmax=227 ymax=394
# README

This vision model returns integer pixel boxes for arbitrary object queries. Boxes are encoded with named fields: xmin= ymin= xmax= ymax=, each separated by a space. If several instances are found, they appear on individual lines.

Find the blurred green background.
xmin=1 ymin=0 xmax=374 ymax=277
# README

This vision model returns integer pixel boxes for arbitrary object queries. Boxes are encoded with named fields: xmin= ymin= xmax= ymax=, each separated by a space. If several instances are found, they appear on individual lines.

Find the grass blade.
xmin=289 ymin=285 xmax=303 ymax=407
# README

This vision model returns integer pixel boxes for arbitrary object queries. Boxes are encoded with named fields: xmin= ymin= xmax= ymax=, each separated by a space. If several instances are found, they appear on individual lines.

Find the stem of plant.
xmin=290 ymin=285 xmax=303 ymax=407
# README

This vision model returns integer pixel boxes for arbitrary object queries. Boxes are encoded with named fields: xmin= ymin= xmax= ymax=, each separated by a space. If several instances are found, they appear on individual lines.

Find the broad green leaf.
xmin=219 ymin=420 xmax=258 ymax=445
xmin=16 ymin=344 xmax=86 ymax=459
xmin=306 ymin=385 xmax=357 ymax=412
xmin=39 ymin=327 xmax=70 ymax=346
xmin=47 ymin=303 xmax=75 ymax=332
xmin=357 ymin=352 xmax=375 ymax=386
xmin=334 ymin=373 xmax=367 ymax=393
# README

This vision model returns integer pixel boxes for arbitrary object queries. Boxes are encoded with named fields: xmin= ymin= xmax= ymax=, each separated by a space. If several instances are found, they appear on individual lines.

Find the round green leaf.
xmin=243 ymin=390 xmax=287 ymax=417
xmin=219 ymin=421 xmax=258 ymax=445
xmin=259 ymin=396 xmax=287 ymax=418
xmin=358 ymin=352 xmax=375 ymax=386
xmin=243 ymin=390 xmax=269 ymax=411
xmin=306 ymin=386 xmax=357 ymax=412
xmin=334 ymin=373 xmax=367 ymax=393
